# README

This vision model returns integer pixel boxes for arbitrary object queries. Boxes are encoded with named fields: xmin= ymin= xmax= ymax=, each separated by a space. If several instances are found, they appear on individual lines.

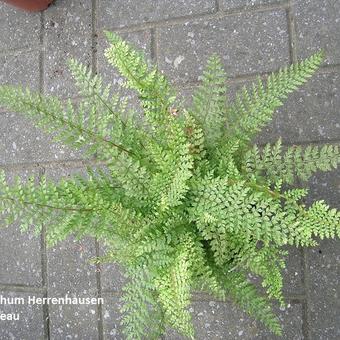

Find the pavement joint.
xmin=37 ymin=166 xmax=50 ymax=340
xmin=91 ymin=2 xmax=104 ymax=337
xmin=150 ymin=28 xmax=157 ymax=63
xmin=215 ymin=0 xmax=220 ymax=12
xmin=39 ymin=11 xmax=45 ymax=95
xmin=0 ymin=47 xmax=42 ymax=57
xmin=98 ymin=2 xmax=289 ymax=34
xmin=95 ymin=240 xmax=104 ymax=340
xmin=0 ymin=284 xmax=45 ymax=293
xmin=287 ymin=0 xmax=298 ymax=63
xmin=91 ymin=0 xmax=98 ymax=75
xmin=302 ymin=248 xmax=312 ymax=340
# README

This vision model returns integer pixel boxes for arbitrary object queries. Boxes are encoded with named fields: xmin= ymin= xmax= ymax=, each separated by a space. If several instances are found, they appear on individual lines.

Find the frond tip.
xmin=224 ymin=51 xmax=325 ymax=144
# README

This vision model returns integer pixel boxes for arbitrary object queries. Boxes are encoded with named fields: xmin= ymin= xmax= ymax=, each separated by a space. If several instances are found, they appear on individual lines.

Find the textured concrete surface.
xmin=44 ymin=0 xmax=92 ymax=98
xmin=219 ymin=0 xmax=282 ymax=12
xmin=261 ymin=72 xmax=340 ymax=144
xmin=293 ymin=0 xmax=340 ymax=66
xmin=157 ymin=10 xmax=290 ymax=83
xmin=304 ymin=168 xmax=340 ymax=340
xmin=0 ymin=3 xmax=40 ymax=51
xmin=0 ymin=112 xmax=82 ymax=164
xmin=97 ymin=0 xmax=216 ymax=29
xmin=0 ymin=0 xmax=339 ymax=339
xmin=0 ymin=51 xmax=40 ymax=90
xmin=166 ymin=301 xmax=303 ymax=339
xmin=0 ymin=291 xmax=45 ymax=339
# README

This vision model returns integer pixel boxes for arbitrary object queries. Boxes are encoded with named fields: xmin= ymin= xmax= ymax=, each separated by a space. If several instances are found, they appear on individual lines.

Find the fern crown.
xmin=0 ymin=32 xmax=338 ymax=339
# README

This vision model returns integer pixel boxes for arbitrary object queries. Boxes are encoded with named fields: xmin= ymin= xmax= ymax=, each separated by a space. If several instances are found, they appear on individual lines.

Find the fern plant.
xmin=0 ymin=32 xmax=339 ymax=339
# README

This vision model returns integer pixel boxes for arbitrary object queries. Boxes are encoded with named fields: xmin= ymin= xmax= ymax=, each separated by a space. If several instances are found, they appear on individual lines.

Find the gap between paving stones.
xmin=97 ymin=1 xmax=289 ymax=33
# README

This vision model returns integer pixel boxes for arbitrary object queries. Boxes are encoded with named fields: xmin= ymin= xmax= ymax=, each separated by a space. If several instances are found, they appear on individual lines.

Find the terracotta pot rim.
xmin=3 ymin=0 xmax=54 ymax=12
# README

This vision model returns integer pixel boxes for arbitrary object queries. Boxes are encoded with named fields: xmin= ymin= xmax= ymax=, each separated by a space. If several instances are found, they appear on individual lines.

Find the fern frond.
xmin=191 ymin=54 xmax=227 ymax=146
xmin=244 ymin=140 xmax=340 ymax=184
xmin=154 ymin=238 xmax=194 ymax=338
xmin=216 ymin=269 xmax=282 ymax=336
xmin=289 ymin=200 xmax=340 ymax=246
xmin=0 ymin=169 xmax=139 ymax=245
xmin=0 ymin=85 xmax=131 ymax=159
xmin=104 ymin=31 xmax=176 ymax=133
xmin=121 ymin=266 xmax=165 ymax=340
xmin=225 ymin=51 xmax=324 ymax=143
xmin=68 ymin=58 xmax=117 ymax=109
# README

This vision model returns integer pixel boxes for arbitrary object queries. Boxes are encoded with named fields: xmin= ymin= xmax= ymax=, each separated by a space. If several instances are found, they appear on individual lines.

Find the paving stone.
xmin=0 ymin=291 xmax=45 ymax=339
xmin=263 ymin=71 xmax=340 ymax=144
xmin=43 ymin=163 xmax=89 ymax=181
xmin=0 ymin=224 xmax=42 ymax=287
xmin=176 ymin=85 xmax=196 ymax=108
xmin=0 ymin=52 xmax=39 ymax=109
xmin=294 ymin=0 xmax=340 ymax=66
xmin=305 ymin=166 xmax=340 ymax=209
xmin=98 ymin=0 xmax=216 ymax=29
xmin=306 ymin=239 xmax=340 ymax=340
xmin=157 ymin=10 xmax=290 ymax=85
xmin=0 ymin=168 xmax=42 ymax=287
xmin=100 ymin=262 xmax=126 ymax=293
xmin=101 ymin=294 xmax=303 ymax=339
xmin=102 ymin=293 xmax=124 ymax=339
xmin=0 ymin=3 xmax=40 ymax=51
xmin=282 ymin=246 xmax=304 ymax=296
xmin=256 ymin=302 xmax=303 ymax=339
xmin=48 ymin=299 xmax=100 ymax=340
xmin=44 ymin=0 xmax=92 ymax=98
xmin=220 ymin=0 xmax=282 ymax=11
xmin=165 ymin=300 xmax=303 ymax=339
xmin=99 ymin=245 xmax=127 ymax=293
xmin=0 ymin=51 xmax=40 ymax=92
xmin=47 ymin=235 xmax=99 ymax=340
xmin=47 ymin=235 xmax=97 ymax=294
xmin=0 ymin=112 xmax=82 ymax=165
xmin=304 ymin=167 xmax=340 ymax=340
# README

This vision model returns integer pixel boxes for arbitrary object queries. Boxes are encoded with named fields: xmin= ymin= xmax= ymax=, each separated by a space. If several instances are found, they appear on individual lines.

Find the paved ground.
xmin=0 ymin=0 xmax=339 ymax=339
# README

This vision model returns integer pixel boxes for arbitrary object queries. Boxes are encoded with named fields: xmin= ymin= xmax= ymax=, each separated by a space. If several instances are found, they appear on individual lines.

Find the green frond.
xmin=216 ymin=269 xmax=282 ymax=335
xmin=154 ymin=238 xmax=194 ymax=338
xmin=68 ymin=58 xmax=113 ymax=104
xmin=183 ymin=112 xmax=206 ymax=164
xmin=242 ymin=246 xmax=286 ymax=304
xmin=290 ymin=200 xmax=340 ymax=246
xmin=121 ymin=266 xmax=165 ymax=340
xmin=244 ymin=140 xmax=340 ymax=184
xmin=104 ymin=31 xmax=176 ymax=133
xmin=0 ymin=85 xmax=130 ymax=160
xmin=225 ymin=51 xmax=324 ymax=144
xmin=191 ymin=54 xmax=227 ymax=146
